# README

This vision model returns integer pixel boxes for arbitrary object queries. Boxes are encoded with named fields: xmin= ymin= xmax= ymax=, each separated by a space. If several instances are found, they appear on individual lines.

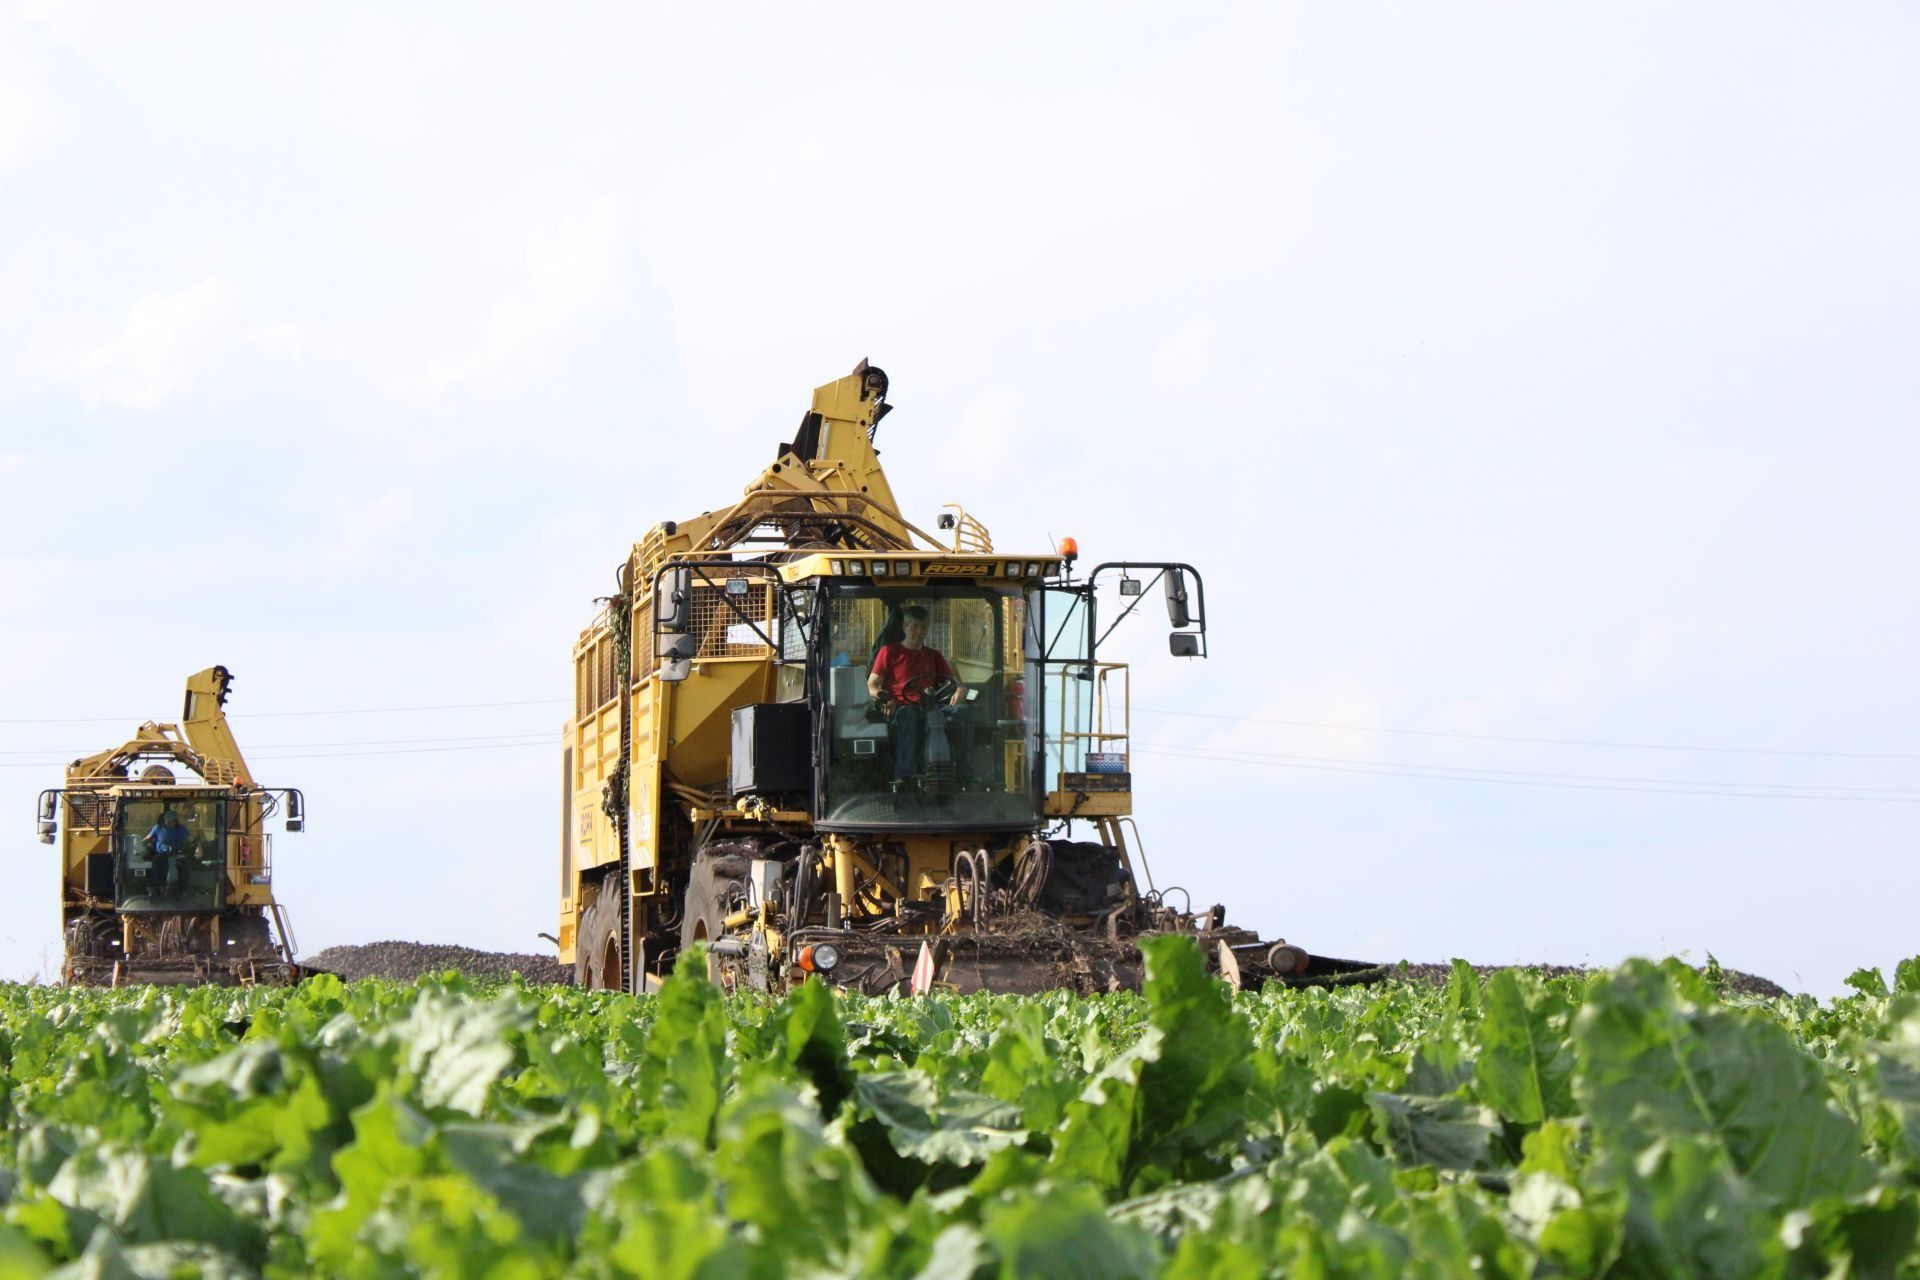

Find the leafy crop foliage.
xmin=1 ymin=943 xmax=1918 ymax=1278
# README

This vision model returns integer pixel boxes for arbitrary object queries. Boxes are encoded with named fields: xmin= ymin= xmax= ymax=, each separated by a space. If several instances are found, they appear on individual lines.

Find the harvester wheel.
xmin=576 ymin=889 xmax=622 ymax=990
xmin=680 ymin=855 xmax=748 ymax=958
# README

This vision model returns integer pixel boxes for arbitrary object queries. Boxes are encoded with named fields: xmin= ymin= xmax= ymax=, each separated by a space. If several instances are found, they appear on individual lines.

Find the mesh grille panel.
xmin=689 ymin=581 xmax=773 ymax=658
xmin=632 ymin=599 xmax=653 ymax=676
xmin=64 ymin=794 xmax=114 ymax=830
xmin=596 ymin=638 xmax=616 ymax=707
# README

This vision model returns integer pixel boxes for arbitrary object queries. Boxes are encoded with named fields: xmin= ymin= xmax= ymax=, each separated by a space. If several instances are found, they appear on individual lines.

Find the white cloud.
xmin=1433 ymin=630 xmax=1679 ymax=763
xmin=322 ymin=486 xmax=415 ymax=578
xmin=0 ymin=454 xmax=23 ymax=476
xmin=1150 ymin=319 xmax=1216 ymax=393
xmin=1138 ymin=669 xmax=1409 ymax=794
xmin=248 ymin=323 xmax=307 ymax=358
xmin=0 ymin=29 xmax=58 ymax=168
xmin=0 ymin=555 xmax=60 ymax=620
xmin=45 ymin=279 xmax=235 ymax=410
xmin=396 ymin=197 xmax=629 ymax=401
xmin=939 ymin=391 xmax=1026 ymax=507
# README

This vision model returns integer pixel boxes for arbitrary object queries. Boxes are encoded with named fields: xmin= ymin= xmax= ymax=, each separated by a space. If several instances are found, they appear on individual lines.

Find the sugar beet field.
xmin=1 ymin=939 xmax=1917 ymax=1278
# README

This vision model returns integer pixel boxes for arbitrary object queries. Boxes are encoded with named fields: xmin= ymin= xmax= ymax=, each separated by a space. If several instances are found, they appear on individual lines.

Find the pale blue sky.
xmin=2 ymin=3 xmax=1915 ymax=995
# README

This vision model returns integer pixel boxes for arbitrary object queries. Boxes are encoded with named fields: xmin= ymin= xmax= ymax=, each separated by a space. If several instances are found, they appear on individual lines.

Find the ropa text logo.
xmin=922 ymin=563 xmax=991 ymax=575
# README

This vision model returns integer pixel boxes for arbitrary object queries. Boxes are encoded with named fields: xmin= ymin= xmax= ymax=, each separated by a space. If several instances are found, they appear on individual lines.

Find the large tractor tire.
xmin=576 ymin=886 xmax=623 ymax=991
xmin=679 ymin=851 xmax=750 ymax=957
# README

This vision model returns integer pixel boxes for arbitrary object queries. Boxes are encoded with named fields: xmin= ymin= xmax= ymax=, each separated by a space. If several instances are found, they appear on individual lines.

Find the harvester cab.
xmin=560 ymin=362 xmax=1375 ymax=996
xmin=36 ymin=666 xmax=306 ymax=986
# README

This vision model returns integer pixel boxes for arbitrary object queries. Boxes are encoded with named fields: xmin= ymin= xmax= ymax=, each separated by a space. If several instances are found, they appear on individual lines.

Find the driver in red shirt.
xmin=868 ymin=605 xmax=971 ymax=784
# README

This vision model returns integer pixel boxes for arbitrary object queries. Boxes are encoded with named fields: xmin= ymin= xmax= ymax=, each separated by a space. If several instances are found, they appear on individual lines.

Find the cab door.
xmin=1032 ymin=584 xmax=1095 ymax=799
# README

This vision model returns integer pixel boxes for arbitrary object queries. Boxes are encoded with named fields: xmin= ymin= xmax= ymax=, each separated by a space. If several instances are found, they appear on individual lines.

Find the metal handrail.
xmin=270 ymin=902 xmax=299 ymax=964
xmin=1049 ymin=660 xmax=1131 ymax=787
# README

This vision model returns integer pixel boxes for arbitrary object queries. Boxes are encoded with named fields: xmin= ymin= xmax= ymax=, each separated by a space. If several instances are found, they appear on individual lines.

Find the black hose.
xmin=1012 ymin=840 xmax=1052 ymax=909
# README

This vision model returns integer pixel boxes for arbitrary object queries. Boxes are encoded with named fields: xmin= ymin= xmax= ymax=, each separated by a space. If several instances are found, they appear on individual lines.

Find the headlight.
xmin=872 ymin=560 xmax=889 ymax=577
xmin=813 ymin=943 xmax=840 ymax=972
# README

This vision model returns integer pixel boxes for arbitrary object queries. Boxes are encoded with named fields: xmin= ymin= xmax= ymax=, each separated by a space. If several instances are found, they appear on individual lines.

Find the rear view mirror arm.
xmin=1092 ymin=568 xmax=1166 ymax=651
xmin=1086 ymin=562 xmax=1207 ymax=654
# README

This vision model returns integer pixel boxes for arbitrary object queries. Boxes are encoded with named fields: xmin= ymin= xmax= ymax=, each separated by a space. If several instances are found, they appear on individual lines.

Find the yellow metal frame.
xmin=557 ymin=362 xmax=1153 ymax=991
xmin=1043 ymin=660 xmax=1134 ymax=819
xmin=51 ymin=667 xmax=299 ymax=976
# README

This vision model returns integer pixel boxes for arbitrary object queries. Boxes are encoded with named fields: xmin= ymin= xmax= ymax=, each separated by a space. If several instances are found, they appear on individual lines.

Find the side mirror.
xmin=660 ymin=632 xmax=697 ymax=682
xmin=1164 ymin=570 xmax=1192 ymax=629
xmin=1169 ymin=633 xmax=1201 ymax=658
xmin=284 ymin=790 xmax=305 ymax=833
xmin=655 ymin=566 xmax=694 ymax=681
xmin=654 ymin=566 xmax=691 ymax=633
xmin=36 ymin=792 xmax=56 ymax=843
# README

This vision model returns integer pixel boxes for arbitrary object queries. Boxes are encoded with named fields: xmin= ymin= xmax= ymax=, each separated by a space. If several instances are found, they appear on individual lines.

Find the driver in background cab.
xmin=145 ymin=808 xmax=191 ymax=895
xmin=868 ymin=605 xmax=973 ymax=785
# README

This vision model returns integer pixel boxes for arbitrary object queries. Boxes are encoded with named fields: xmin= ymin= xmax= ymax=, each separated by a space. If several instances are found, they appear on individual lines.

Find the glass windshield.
xmin=116 ymin=795 xmax=225 ymax=911
xmin=819 ymin=583 xmax=1039 ymax=827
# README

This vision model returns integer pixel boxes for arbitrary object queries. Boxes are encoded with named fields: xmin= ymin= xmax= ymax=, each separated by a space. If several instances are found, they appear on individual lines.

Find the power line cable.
xmin=0 ymin=698 xmax=568 ymax=725
xmin=1132 ymin=706 xmax=1920 ymax=761
xmin=0 ymin=731 xmax=558 ymax=757
xmin=0 ymin=735 xmax=558 ymax=768
xmin=1132 ymin=745 xmax=1920 ymax=803
xmin=7 ymin=693 xmax=1910 ymax=760
xmin=1130 ymin=741 xmax=1920 ymax=795
xmin=249 ymin=741 xmax=555 ymax=762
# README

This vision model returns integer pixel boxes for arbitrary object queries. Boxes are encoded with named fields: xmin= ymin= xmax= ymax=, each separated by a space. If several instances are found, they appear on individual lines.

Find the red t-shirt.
xmin=871 ymin=643 xmax=954 ymax=703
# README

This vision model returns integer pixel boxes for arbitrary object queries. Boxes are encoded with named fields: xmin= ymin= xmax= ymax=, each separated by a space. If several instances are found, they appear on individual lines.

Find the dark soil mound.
xmin=304 ymin=941 xmax=571 ymax=986
xmin=1387 ymin=960 xmax=1786 ymax=999
xmin=298 ymin=940 xmax=1787 ymax=1000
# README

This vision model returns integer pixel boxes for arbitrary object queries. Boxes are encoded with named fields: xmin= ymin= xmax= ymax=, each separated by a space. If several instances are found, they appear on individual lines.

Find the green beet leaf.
xmin=852 ymin=1071 xmax=1027 ymax=1168
xmin=1576 ymin=960 xmax=1874 ymax=1207
xmin=636 ymin=946 xmax=733 ymax=1148
xmin=977 ymin=1184 xmax=1158 ymax=1280
xmin=1365 ymin=1093 xmax=1503 ymax=1173
xmin=395 ymin=990 xmax=527 ymax=1117
xmin=1472 ymin=969 xmax=1576 ymax=1125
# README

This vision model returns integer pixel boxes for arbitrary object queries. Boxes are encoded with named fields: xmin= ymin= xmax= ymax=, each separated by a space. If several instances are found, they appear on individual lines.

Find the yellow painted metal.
xmin=555 ymin=360 xmax=1147 ymax=992
xmin=828 ymin=834 xmax=856 ymax=909
xmin=779 ymin=552 xmax=1059 ymax=584
xmin=51 ymin=667 xmax=297 ymax=981
xmin=1044 ymin=791 xmax=1134 ymax=819
xmin=628 ymin=365 xmax=934 ymax=590
xmin=939 ymin=504 xmax=994 ymax=553
xmin=179 ymin=667 xmax=253 ymax=785
xmin=688 ymin=807 xmax=813 ymax=824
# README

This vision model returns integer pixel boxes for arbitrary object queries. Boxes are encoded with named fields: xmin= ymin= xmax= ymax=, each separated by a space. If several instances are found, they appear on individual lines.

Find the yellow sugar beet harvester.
xmin=35 ymin=666 xmax=305 ymax=985
xmin=559 ymin=362 xmax=1375 ymax=995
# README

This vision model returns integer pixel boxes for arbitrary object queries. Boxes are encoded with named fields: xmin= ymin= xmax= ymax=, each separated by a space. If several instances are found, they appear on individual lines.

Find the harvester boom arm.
xmin=631 ymin=362 xmax=938 ymax=583
xmin=62 ymin=666 xmax=253 ymax=787
xmin=179 ymin=665 xmax=252 ymax=786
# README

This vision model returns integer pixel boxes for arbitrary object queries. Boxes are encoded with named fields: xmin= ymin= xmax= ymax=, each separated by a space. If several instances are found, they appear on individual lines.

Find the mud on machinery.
xmin=561 ymin=362 xmax=1377 ymax=996
xmin=35 ymin=666 xmax=305 ymax=985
